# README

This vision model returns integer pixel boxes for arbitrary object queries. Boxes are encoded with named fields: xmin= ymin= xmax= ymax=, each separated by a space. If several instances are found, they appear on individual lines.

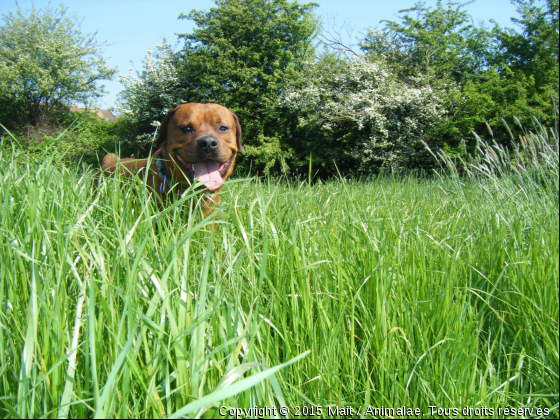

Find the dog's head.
xmin=157 ymin=103 xmax=244 ymax=191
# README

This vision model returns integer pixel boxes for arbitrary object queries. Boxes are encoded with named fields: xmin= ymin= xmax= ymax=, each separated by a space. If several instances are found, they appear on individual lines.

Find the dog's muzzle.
xmin=175 ymin=151 xmax=234 ymax=191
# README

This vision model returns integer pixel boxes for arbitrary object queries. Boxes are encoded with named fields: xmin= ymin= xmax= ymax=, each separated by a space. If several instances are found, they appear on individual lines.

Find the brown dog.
xmin=100 ymin=103 xmax=244 ymax=215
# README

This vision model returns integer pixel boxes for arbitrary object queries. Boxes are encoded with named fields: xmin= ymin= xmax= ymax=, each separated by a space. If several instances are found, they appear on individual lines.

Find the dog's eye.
xmin=218 ymin=125 xmax=230 ymax=133
xmin=181 ymin=126 xmax=194 ymax=134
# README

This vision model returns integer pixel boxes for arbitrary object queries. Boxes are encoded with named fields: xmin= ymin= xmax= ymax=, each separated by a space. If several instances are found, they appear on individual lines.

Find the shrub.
xmin=282 ymin=55 xmax=447 ymax=176
xmin=1 ymin=111 xmax=150 ymax=167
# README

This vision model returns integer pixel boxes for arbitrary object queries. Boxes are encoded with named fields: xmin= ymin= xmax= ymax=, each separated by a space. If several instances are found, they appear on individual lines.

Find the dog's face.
xmin=158 ymin=103 xmax=244 ymax=191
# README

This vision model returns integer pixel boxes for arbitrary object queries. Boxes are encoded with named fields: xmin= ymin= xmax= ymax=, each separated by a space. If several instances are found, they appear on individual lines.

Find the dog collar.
xmin=154 ymin=151 xmax=171 ymax=193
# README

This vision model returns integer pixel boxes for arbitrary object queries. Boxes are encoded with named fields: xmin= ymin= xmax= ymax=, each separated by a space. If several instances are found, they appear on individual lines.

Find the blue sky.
xmin=1 ymin=0 xmax=523 ymax=109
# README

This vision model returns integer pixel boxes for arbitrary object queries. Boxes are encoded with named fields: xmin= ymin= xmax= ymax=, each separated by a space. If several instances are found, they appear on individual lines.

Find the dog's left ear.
xmin=156 ymin=106 xmax=178 ymax=146
xmin=232 ymin=112 xmax=245 ymax=154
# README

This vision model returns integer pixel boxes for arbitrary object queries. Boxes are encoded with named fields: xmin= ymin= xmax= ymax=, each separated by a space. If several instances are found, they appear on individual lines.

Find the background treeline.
xmin=1 ymin=0 xmax=558 ymax=176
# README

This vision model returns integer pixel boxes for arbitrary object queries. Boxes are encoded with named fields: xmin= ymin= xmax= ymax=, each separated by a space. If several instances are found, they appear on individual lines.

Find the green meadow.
xmin=0 ymin=124 xmax=558 ymax=418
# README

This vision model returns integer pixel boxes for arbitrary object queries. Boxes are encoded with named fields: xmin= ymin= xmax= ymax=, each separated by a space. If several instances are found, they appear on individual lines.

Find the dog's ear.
xmin=156 ymin=107 xmax=178 ymax=146
xmin=232 ymin=112 xmax=245 ymax=154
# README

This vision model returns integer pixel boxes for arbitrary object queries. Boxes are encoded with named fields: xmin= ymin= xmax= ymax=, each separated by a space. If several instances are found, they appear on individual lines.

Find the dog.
xmin=99 ymin=103 xmax=245 ymax=216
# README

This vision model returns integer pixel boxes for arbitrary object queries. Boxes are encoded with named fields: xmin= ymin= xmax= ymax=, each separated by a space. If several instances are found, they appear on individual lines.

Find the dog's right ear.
xmin=156 ymin=107 xmax=178 ymax=146
xmin=232 ymin=112 xmax=245 ymax=154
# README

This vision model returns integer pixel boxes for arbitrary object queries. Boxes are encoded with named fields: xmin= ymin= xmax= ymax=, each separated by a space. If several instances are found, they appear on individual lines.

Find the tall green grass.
xmin=0 ymin=119 xmax=558 ymax=418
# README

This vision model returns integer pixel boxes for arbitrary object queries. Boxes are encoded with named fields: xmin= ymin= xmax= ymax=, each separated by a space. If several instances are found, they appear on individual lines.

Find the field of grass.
xmin=0 ymin=125 xmax=558 ymax=418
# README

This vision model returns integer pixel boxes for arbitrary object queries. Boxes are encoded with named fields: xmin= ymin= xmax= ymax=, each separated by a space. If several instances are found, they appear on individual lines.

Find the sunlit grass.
xmin=0 ymin=120 xmax=558 ymax=418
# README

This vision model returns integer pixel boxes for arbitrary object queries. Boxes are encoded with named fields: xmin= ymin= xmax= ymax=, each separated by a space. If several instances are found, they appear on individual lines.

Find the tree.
xmin=117 ymin=0 xmax=318 ymax=173
xmin=360 ymin=0 xmax=559 ymax=150
xmin=177 ymin=0 xmax=318 ymax=172
xmin=455 ymin=0 xmax=559 ymax=146
xmin=360 ymin=1 xmax=494 ymax=85
xmin=493 ymin=0 xmax=559 ymax=100
xmin=0 ymin=3 xmax=117 ymax=128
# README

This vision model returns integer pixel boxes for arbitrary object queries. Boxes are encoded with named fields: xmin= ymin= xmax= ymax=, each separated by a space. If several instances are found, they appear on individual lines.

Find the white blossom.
xmin=117 ymin=43 xmax=183 ymax=125
xmin=283 ymin=56 xmax=447 ymax=171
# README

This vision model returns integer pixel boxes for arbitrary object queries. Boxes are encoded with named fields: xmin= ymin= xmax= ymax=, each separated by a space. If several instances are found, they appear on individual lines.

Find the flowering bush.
xmin=282 ymin=55 xmax=448 ymax=174
xmin=117 ymin=43 xmax=183 ymax=135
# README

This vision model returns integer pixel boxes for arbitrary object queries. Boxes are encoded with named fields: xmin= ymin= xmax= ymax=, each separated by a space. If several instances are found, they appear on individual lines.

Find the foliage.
xmin=358 ymin=1 xmax=488 ymax=151
xmin=282 ymin=53 xmax=447 ymax=175
xmin=0 ymin=3 xmax=116 ymax=128
xmin=426 ymin=105 xmax=559 ymax=195
xmin=26 ymin=0 xmax=558 ymax=176
xmin=63 ymin=112 xmax=146 ymax=164
xmin=360 ymin=0 xmax=494 ymax=84
xmin=493 ymin=0 xmax=559 ymax=96
xmin=1 ymin=111 xmax=143 ymax=167
xmin=118 ymin=42 xmax=182 ymax=135
xmin=360 ymin=0 xmax=559 ymax=150
xmin=442 ymin=64 xmax=553 ymax=148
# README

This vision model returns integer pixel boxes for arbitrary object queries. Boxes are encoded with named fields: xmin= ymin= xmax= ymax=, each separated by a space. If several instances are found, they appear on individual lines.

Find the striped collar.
xmin=154 ymin=150 xmax=171 ymax=194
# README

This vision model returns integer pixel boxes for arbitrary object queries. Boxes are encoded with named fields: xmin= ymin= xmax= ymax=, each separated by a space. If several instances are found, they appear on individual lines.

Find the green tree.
xmin=360 ymin=0 xmax=559 ymax=150
xmin=439 ymin=65 xmax=549 ymax=147
xmin=0 ymin=3 xmax=117 ymax=128
xmin=117 ymin=0 xmax=318 ymax=173
xmin=360 ymin=0 xmax=494 ymax=85
xmin=176 ymin=0 xmax=318 ymax=173
xmin=493 ymin=0 xmax=559 ymax=101
xmin=456 ymin=0 xmax=559 ymax=146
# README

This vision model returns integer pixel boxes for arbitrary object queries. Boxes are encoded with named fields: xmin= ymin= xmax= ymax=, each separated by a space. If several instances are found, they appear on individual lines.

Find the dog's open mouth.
xmin=174 ymin=152 xmax=233 ymax=191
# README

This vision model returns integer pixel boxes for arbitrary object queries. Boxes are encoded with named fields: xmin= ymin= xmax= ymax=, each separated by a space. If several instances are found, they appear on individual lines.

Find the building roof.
xmin=69 ymin=106 xmax=117 ymax=122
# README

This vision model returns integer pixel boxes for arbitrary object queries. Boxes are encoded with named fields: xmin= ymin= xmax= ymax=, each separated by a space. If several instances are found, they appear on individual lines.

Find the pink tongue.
xmin=194 ymin=161 xmax=223 ymax=190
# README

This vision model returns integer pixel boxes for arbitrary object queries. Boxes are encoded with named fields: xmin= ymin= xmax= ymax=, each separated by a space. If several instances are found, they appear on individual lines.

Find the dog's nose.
xmin=197 ymin=136 xmax=219 ymax=154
